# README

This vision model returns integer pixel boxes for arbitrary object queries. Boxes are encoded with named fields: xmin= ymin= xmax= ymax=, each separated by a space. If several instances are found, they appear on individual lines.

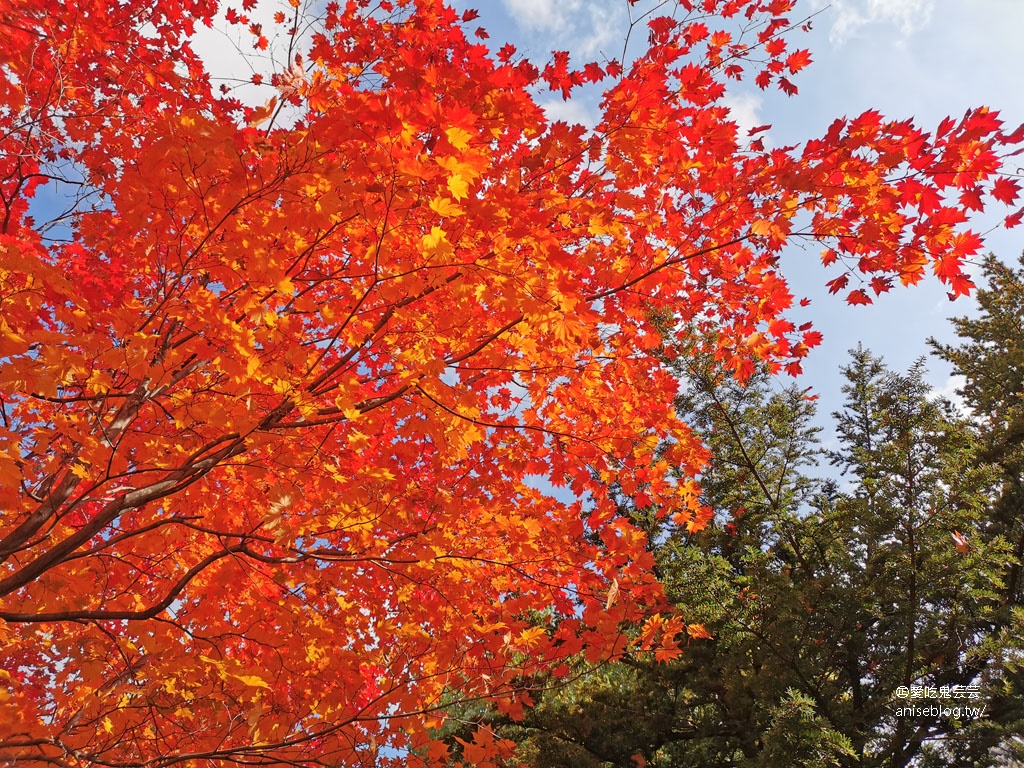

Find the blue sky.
xmin=443 ymin=0 xmax=1024 ymax=422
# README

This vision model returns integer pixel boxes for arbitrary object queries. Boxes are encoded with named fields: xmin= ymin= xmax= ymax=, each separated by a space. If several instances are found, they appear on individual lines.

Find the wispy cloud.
xmin=501 ymin=0 xmax=627 ymax=59
xmin=502 ymin=0 xmax=580 ymax=30
xmin=812 ymin=0 xmax=934 ymax=45
xmin=722 ymin=92 xmax=766 ymax=145
xmin=190 ymin=1 xmax=310 ymax=109
xmin=932 ymin=373 xmax=969 ymax=414
xmin=577 ymin=3 xmax=622 ymax=58
xmin=539 ymin=97 xmax=598 ymax=128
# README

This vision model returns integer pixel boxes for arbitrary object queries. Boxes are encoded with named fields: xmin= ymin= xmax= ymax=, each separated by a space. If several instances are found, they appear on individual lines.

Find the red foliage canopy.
xmin=0 ymin=0 xmax=1020 ymax=764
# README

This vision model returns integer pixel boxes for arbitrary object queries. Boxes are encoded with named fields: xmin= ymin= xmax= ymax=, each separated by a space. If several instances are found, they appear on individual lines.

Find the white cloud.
xmin=502 ymin=0 xmax=582 ymax=31
xmin=812 ymin=0 xmax=934 ymax=45
xmin=501 ymin=0 xmax=627 ymax=59
xmin=722 ymin=92 xmax=766 ymax=145
xmin=576 ymin=4 xmax=622 ymax=58
xmin=932 ymin=373 xmax=969 ymax=414
xmin=190 ymin=0 xmax=307 ymax=109
xmin=539 ymin=97 xmax=597 ymax=128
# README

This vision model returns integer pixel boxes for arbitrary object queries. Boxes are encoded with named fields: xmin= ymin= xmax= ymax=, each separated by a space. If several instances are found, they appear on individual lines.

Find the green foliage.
xmin=759 ymin=690 xmax=857 ymax=768
xmin=928 ymin=253 xmax=1024 ymax=764
xmin=495 ymin=331 xmax=1022 ymax=767
xmin=932 ymin=253 xmax=1024 ymax=607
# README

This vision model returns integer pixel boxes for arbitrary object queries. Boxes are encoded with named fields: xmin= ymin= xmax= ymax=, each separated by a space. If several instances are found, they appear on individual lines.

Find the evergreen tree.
xmin=933 ymin=254 xmax=1024 ymax=607
xmin=486 ymin=349 xmax=1017 ymax=767
xmin=930 ymin=254 xmax=1024 ymax=765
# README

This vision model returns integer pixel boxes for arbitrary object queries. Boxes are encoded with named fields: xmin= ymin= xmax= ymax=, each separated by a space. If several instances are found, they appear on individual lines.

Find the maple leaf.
xmin=683 ymin=22 xmax=710 ymax=45
xmin=648 ymin=16 xmax=678 ymax=43
xmin=870 ymin=276 xmax=891 ymax=295
xmin=960 ymin=187 xmax=984 ymax=211
xmin=786 ymin=49 xmax=812 ymax=73
xmin=951 ymin=530 xmax=970 ymax=554
xmin=846 ymin=289 xmax=872 ymax=305
xmin=686 ymin=623 xmax=714 ymax=640
xmin=992 ymin=176 xmax=1020 ymax=204
xmin=447 ymin=172 xmax=470 ymax=199
xmin=946 ymin=273 xmax=975 ymax=299
xmin=582 ymin=62 xmax=605 ymax=83
xmin=826 ymin=274 xmax=850 ymax=294
xmin=444 ymin=126 xmax=473 ymax=150
xmin=803 ymin=330 xmax=824 ymax=348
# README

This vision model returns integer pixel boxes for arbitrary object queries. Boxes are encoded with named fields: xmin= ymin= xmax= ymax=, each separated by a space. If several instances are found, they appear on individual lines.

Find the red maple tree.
xmin=0 ymin=0 xmax=1020 ymax=764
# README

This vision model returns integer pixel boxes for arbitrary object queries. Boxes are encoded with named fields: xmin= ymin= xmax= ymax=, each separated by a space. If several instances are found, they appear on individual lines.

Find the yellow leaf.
xmin=0 ymin=319 xmax=27 ymax=356
xmin=306 ymin=642 xmax=324 ymax=664
xmin=444 ymin=126 xmax=473 ymax=150
xmin=686 ymin=623 xmax=713 ymax=640
xmin=429 ymin=196 xmax=463 ymax=217
xmin=102 ymin=717 xmax=114 ymax=734
xmin=200 ymin=655 xmax=226 ymax=673
xmin=605 ymin=578 xmax=619 ymax=610
xmin=423 ymin=226 xmax=448 ymax=251
xmin=232 ymin=673 xmax=271 ymax=689
xmin=447 ymin=173 xmax=469 ymax=200
xmin=516 ymin=626 xmax=546 ymax=649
